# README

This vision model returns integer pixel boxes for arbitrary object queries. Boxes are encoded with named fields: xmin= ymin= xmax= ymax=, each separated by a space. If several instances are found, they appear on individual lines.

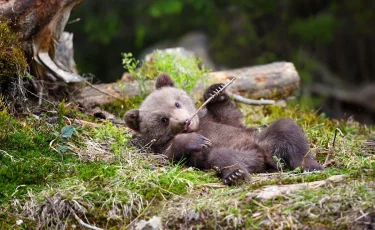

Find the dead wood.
xmin=247 ymin=174 xmax=345 ymax=201
xmin=77 ymin=62 xmax=300 ymax=107
xmin=311 ymin=83 xmax=375 ymax=112
xmin=0 ymin=0 xmax=83 ymax=83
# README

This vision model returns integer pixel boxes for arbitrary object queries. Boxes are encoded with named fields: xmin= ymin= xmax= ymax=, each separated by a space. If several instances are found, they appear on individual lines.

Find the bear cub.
xmin=125 ymin=73 xmax=323 ymax=185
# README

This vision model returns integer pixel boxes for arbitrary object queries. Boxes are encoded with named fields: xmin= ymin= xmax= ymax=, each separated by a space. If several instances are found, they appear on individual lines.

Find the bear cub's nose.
xmin=183 ymin=120 xmax=192 ymax=131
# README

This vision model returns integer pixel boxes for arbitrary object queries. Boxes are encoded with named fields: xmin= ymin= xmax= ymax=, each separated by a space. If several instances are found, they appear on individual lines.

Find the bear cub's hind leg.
xmin=257 ymin=118 xmax=323 ymax=172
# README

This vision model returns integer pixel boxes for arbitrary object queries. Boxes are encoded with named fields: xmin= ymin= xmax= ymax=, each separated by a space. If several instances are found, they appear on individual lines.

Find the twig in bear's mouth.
xmin=187 ymin=77 xmax=236 ymax=125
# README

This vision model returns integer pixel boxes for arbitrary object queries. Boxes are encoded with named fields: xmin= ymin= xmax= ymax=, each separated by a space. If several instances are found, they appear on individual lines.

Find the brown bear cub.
xmin=125 ymin=73 xmax=323 ymax=185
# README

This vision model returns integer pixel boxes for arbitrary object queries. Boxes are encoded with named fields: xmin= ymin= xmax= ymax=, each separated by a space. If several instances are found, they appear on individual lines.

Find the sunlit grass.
xmin=0 ymin=97 xmax=374 ymax=228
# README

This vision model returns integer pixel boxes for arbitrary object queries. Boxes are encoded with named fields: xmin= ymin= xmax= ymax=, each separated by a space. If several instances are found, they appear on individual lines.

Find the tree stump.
xmin=0 ymin=0 xmax=83 ymax=83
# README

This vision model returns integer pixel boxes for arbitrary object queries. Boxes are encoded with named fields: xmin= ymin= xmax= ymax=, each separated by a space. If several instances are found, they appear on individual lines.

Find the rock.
xmin=139 ymin=31 xmax=216 ymax=70
xmin=135 ymin=216 xmax=163 ymax=230
xmin=178 ymin=32 xmax=215 ymax=70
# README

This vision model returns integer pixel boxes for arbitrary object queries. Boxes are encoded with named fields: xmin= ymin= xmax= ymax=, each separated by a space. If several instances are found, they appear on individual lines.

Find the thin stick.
xmin=24 ymin=87 xmax=58 ymax=111
xmin=73 ymin=119 xmax=100 ymax=128
xmin=230 ymin=94 xmax=275 ymax=105
xmin=324 ymin=128 xmax=344 ymax=166
xmin=188 ymin=77 xmax=236 ymax=122
xmin=70 ymin=208 xmax=103 ymax=230
xmin=84 ymin=80 xmax=125 ymax=102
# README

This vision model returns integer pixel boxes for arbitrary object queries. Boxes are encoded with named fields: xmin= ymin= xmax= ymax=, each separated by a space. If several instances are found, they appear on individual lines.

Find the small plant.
xmin=92 ymin=120 xmax=132 ymax=156
xmin=122 ymin=52 xmax=151 ymax=97
xmin=52 ymin=125 xmax=75 ymax=154
xmin=56 ymin=99 xmax=67 ymax=130
xmin=121 ymin=50 xmax=211 ymax=97
xmin=152 ymin=50 xmax=210 ymax=92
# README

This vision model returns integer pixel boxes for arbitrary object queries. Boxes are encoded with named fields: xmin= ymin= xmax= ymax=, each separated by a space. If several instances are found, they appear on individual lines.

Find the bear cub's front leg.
xmin=204 ymin=83 xmax=243 ymax=127
xmin=204 ymin=83 xmax=229 ymax=103
xmin=164 ymin=133 xmax=211 ymax=162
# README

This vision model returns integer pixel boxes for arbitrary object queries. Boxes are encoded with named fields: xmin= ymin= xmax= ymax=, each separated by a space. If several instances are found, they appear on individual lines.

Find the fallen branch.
xmin=310 ymin=83 xmax=375 ymax=112
xmin=246 ymin=175 xmax=345 ymax=201
xmin=230 ymin=93 xmax=275 ymax=105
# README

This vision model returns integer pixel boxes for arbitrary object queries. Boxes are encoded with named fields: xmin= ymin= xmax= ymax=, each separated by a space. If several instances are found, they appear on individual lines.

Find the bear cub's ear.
xmin=155 ymin=73 xmax=175 ymax=89
xmin=124 ymin=109 xmax=140 ymax=131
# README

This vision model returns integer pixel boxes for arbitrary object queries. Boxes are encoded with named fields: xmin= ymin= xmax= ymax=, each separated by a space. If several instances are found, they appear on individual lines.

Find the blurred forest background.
xmin=66 ymin=0 xmax=375 ymax=124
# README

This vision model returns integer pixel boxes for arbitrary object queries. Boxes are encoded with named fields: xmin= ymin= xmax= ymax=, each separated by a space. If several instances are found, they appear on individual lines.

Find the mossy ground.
xmin=0 ymin=96 xmax=374 ymax=229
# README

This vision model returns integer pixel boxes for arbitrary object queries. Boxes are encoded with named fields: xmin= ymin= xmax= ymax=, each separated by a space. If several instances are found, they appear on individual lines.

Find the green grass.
xmin=0 ymin=98 xmax=374 ymax=229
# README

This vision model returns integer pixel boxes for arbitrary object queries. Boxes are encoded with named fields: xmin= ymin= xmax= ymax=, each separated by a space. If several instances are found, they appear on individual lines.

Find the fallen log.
xmin=311 ymin=83 xmax=375 ymax=112
xmin=77 ymin=62 xmax=300 ymax=107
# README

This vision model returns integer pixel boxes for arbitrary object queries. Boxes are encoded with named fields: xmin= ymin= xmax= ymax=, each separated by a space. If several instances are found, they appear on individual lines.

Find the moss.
xmin=0 ymin=19 xmax=27 ymax=80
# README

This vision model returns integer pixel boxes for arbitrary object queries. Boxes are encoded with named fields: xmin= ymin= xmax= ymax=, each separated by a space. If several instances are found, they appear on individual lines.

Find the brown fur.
xmin=125 ymin=73 xmax=323 ymax=185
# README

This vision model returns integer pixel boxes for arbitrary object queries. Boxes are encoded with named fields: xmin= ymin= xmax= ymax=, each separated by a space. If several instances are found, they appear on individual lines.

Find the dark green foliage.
xmin=68 ymin=0 xmax=374 ymax=89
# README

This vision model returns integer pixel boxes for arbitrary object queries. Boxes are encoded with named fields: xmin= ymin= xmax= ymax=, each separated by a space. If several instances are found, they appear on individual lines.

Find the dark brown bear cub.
xmin=125 ymin=73 xmax=323 ymax=185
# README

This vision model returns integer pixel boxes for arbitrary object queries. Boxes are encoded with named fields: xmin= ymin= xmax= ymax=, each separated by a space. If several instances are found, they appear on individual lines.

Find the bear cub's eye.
xmin=175 ymin=102 xmax=181 ymax=108
xmin=161 ymin=117 xmax=169 ymax=123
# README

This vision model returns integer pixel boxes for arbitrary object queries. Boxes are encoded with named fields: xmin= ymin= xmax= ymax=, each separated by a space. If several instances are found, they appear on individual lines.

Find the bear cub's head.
xmin=124 ymin=73 xmax=199 ymax=145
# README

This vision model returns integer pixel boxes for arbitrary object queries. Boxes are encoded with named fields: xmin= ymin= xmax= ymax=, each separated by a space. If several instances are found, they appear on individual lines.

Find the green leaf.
xmin=56 ymin=145 xmax=69 ymax=153
xmin=60 ymin=125 xmax=75 ymax=138
xmin=24 ymin=73 xmax=34 ymax=79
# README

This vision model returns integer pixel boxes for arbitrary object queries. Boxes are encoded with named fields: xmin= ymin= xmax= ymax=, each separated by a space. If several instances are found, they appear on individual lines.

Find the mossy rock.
xmin=0 ymin=19 xmax=27 ymax=80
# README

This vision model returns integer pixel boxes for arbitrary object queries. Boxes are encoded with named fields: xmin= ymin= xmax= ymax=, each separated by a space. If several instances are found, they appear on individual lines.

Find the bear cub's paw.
xmin=302 ymin=158 xmax=324 ymax=172
xmin=204 ymin=83 xmax=229 ymax=103
xmin=176 ymin=133 xmax=212 ymax=152
xmin=223 ymin=168 xmax=247 ymax=185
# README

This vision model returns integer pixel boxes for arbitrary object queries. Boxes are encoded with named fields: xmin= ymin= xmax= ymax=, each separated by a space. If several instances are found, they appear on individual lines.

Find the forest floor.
xmin=0 ymin=97 xmax=374 ymax=229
